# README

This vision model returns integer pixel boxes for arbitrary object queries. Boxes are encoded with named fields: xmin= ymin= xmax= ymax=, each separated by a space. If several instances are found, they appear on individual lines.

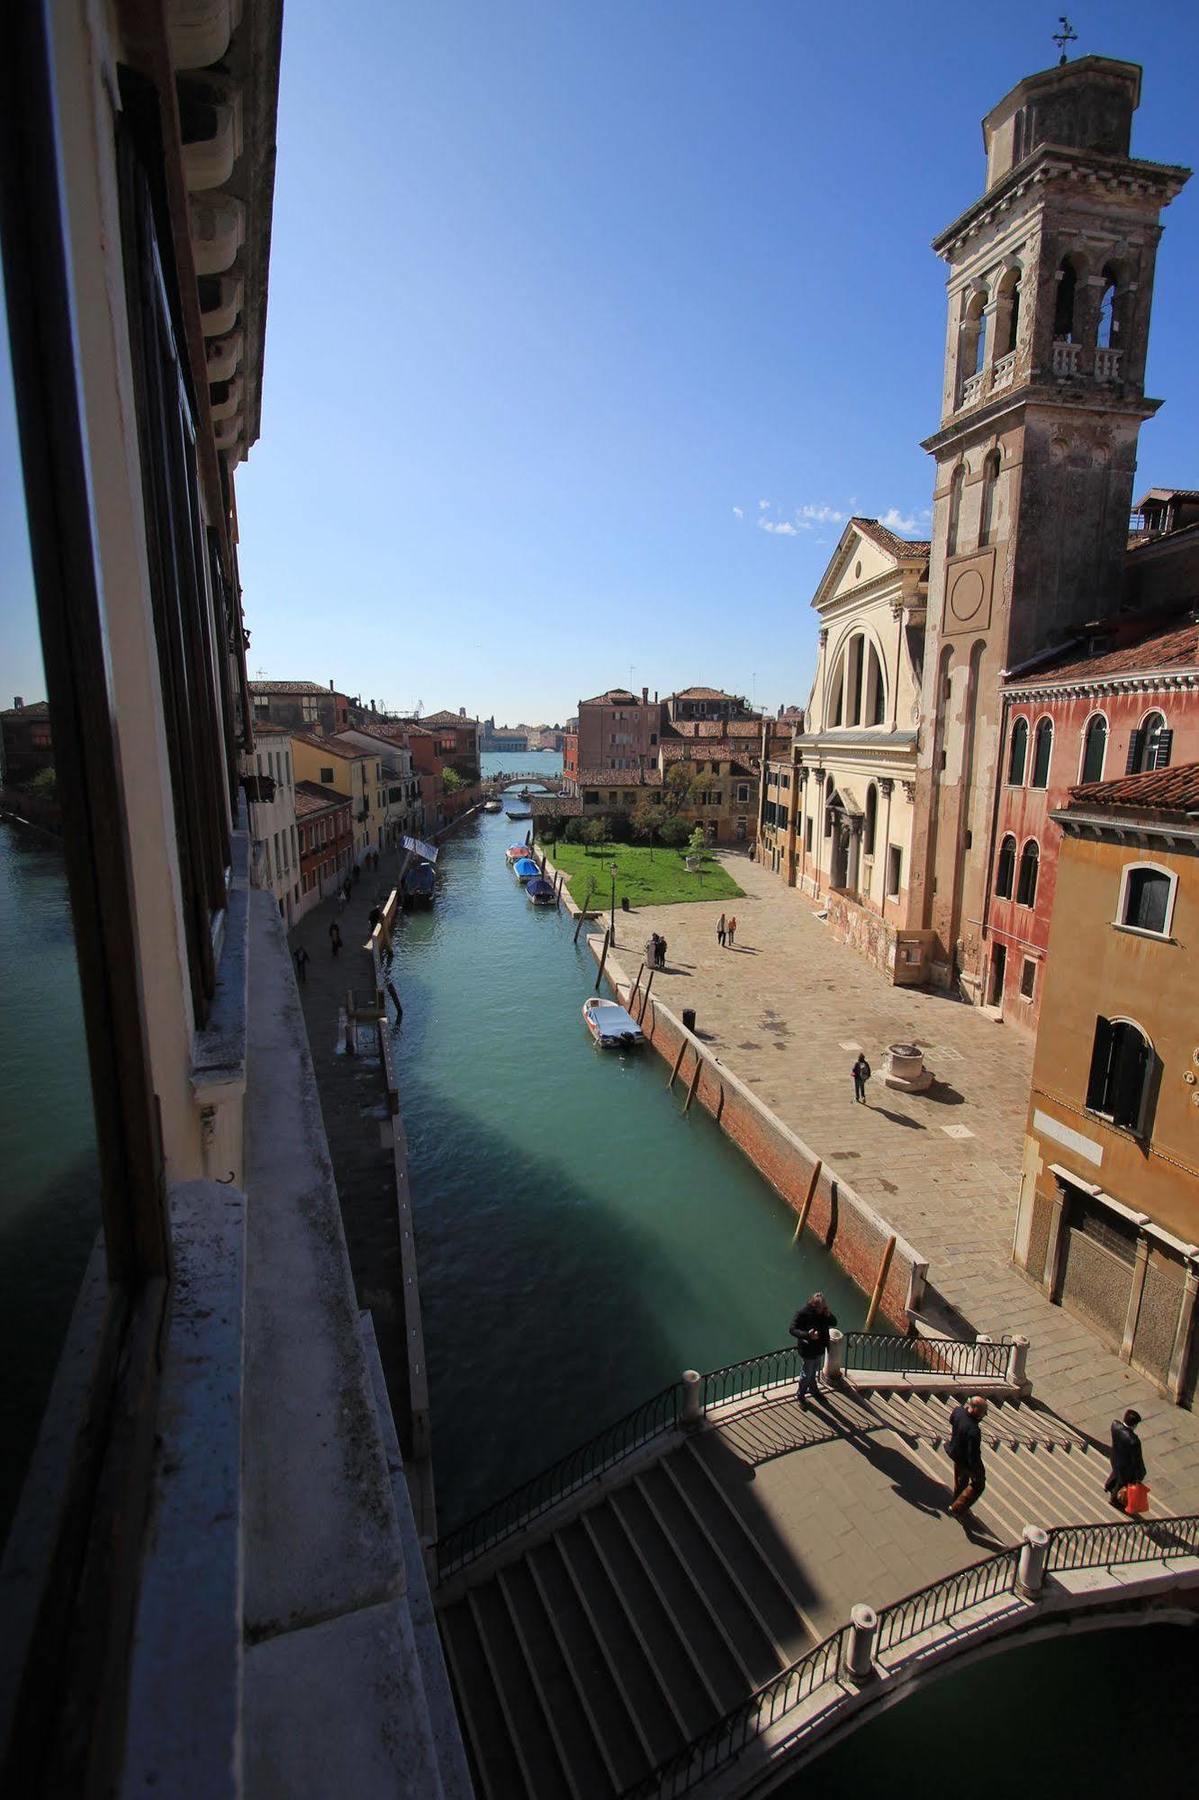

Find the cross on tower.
xmin=1052 ymin=15 xmax=1078 ymax=64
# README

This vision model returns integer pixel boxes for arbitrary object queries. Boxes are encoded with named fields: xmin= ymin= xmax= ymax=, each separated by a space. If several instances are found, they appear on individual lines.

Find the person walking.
xmin=717 ymin=913 xmax=727 ymax=948
xmin=657 ymin=934 xmax=668 ymax=969
xmin=293 ymin=945 xmax=309 ymax=984
xmin=646 ymin=933 xmax=659 ymax=972
xmin=328 ymin=920 xmax=342 ymax=957
xmin=851 ymin=1052 xmax=871 ymax=1103
xmin=1104 ymin=1408 xmax=1147 ymax=1510
xmin=726 ymin=916 xmax=737 ymax=947
xmin=789 ymin=1293 xmax=837 ymax=1403
xmin=947 ymin=1396 xmax=988 ymax=1515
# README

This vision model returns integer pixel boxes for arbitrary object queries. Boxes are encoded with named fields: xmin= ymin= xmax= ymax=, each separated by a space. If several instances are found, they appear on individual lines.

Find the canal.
xmin=393 ymin=759 xmax=867 ymax=1534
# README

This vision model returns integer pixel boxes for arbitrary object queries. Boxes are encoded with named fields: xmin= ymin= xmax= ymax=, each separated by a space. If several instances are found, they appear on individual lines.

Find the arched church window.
xmin=865 ymin=642 xmax=886 ymax=726
xmin=1054 ymin=257 xmax=1079 ymax=342
xmin=959 ymin=291 xmax=986 ymax=391
xmin=996 ymin=267 xmax=1021 ymax=357
xmin=946 ymin=465 xmax=964 ymax=557
xmin=864 ymin=783 xmax=878 ymax=857
xmin=1097 ymin=266 xmax=1118 ymax=349
xmin=1008 ymin=717 xmax=1029 ymax=785
xmin=979 ymin=450 xmax=1000 ymax=547
xmin=1031 ymin=718 xmax=1053 ymax=788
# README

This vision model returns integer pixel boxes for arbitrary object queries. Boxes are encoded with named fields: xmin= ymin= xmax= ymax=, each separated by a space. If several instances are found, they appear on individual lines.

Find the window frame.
xmin=1114 ymin=860 xmax=1178 ymax=940
xmin=1030 ymin=716 xmax=1053 ymax=789
xmin=1016 ymin=837 xmax=1039 ymax=907
xmin=1085 ymin=1015 xmax=1155 ymax=1136
xmin=1007 ymin=716 xmax=1029 ymax=785
xmin=994 ymin=833 xmax=1016 ymax=899
xmin=1079 ymin=712 xmax=1108 ymax=785
xmin=1019 ymin=956 xmax=1037 ymax=1001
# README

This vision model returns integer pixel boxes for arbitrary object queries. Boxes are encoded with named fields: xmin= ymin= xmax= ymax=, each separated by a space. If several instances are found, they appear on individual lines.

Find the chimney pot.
xmin=13 ymin=697 xmax=24 ymax=710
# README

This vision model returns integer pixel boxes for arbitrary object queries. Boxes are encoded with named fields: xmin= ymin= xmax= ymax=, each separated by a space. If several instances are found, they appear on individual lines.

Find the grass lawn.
xmin=538 ymin=837 xmax=744 ymax=908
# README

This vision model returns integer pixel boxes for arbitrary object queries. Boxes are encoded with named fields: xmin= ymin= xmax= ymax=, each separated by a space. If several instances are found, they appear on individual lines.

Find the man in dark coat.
xmin=790 ymin=1293 xmax=837 ymax=1402
xmin=947 ymin=1396 xmax=988 ymax=1514
xmin=1104 ymin=1409 xmax=1146 ymax=1506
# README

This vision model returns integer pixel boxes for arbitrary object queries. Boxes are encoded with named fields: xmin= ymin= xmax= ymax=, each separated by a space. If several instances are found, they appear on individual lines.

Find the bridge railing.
xmin=842 ymin=1330 xmax=1012 ymax=1383
xmin=623 ymin=1515 xmax=1199 ymax=1798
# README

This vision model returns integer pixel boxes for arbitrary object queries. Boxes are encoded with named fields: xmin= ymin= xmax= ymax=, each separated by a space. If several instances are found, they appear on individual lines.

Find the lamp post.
xmin=610 ymin=860 xmax=618 ymax=948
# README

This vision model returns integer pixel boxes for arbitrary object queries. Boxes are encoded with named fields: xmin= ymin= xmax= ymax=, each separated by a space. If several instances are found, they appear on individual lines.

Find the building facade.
xmin=294 ymin=781 xmax=354 ymax=917
xmin=250 ymin=678 xmax=350 ymax=736
xmin=663 ymin=687 xmax=757 ymax=727
xmin=241 ymin=723 xmax=300 ymax=924
xmin=291 ymin=734 xmax=376 ymax=859
xmin=0 ymin=698 xmax=54 ymax=790
xmin=908 ymin=56 xmax=1189 ymax=998
xmin=983 ymin=617 xmax=1199 ymax=1031
xmin=1013 ymin=765 xmax=1199 ymax=1405
xmin=574 ymin=687 xmax=663 ymax=772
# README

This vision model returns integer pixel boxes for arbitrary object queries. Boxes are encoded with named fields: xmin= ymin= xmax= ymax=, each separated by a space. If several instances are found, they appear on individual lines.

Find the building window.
xmin=1054 ymin=256 xmax=1079 ymax=341
xmin=1016 ymin=838 xmax=1039 ymax=906
xmin=1019 ymin=957 xmax=1036 ymax=1000
xmin=1086 ymin=1017 xmax=1153 ymax=1133
xmin=737 ymin=783 xmax=750 ymax=803
xmin=864 ymin=783 xmax=878 ymax=856
xmin=946 ymin=464 xmax=964 ymax=555
xmin=1116 ymin=862 xmax=1176 ymax=938
xmin=886 ymin=844 xmax=901 ymax=898
xmin=1030 ymin=717 xmax=1053 ymax=788
xmin=1080 ymin=714 xmax=1107 ymax=784
xmin=320 ymin=765 xmax=334 ymax=783
xmin=978 ymin=450 xmax=999 ymax=547
xmin=995 ymin=834 xmax=1016 ymax=898
xmin=1126 ymin=711 xmax=1172 ymax=774
xmin=1007 ymin=717 xmax=1028 ymax=785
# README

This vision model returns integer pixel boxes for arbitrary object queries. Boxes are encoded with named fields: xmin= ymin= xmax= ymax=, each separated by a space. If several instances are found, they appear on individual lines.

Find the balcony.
xmin=991 ymin=349 xmax=1016 ymax=392
xmin=959 ymin=369 xmax=986 ymax=407
xmin=1051 ymin=340 xmax=1083 ymax=377
xmin=1094 ymin=346 xmax=1123 ymax=382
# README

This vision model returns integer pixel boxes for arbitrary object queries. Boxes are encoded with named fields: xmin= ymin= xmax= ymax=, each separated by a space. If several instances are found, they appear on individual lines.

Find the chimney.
xmin=459 ymin=706 xmax=466 ymax=718
xmin=329 ymin=679 xmax=334 ymax=691
xmin=12 ymin=697 xmax=23 ymax=711
xmin=641 ymin=686 xmax=648 ymax=705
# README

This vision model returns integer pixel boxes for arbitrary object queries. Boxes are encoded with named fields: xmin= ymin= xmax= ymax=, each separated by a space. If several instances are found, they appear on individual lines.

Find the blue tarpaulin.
xmin=402 ymin=834 xmax=439 ymax=863
xmin=513 ymin=858 xmax=539 ymax=879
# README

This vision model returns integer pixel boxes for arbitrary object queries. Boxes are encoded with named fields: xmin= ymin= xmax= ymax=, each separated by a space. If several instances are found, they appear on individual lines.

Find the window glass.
xmin=1017 ymin=839 xmax=1039 ymax=906
xmin=1020 ymin=958 xmax=1036 ymax=1000
xmin=1086 ymin=1017 xmax=1152 ymax=1132
xmin=1081 ymin=715 xmax=1107 ymax=784
xmin=995 ymin=835 xmax=1016 ymax=898
xmin=1008 ymin=717 xmax=1029 ymax=784
xmin=1123 ymin=867 xmax=1171 ymax=935
xmin=1031 ymin=718 xmax=1053 ymax=788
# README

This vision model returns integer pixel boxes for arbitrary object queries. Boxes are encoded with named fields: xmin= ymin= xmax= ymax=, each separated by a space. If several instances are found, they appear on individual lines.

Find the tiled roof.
xmin=294 ymin=781 xmax=349 ymax=815
xmin=1133 ymin=488 xmax=1199 ymax=508
xmin=666 ymin=686 xmax=743 ymax=701
xmin=417 ymin=710 xmax=479 ymax=729
xmin=249 ymin=679 xmax=329 ymax=694
xmin=851 ymin=518 xmax=931 ymax=561
xmin=1006 ymin=618 xmax=1199 ymax=688
xmin=660 ymin=740 xmax=760 ymax=770
xmin=291 ymin=732 xmax=365 ymax=759
xmin=1066 ymin=761 xmax=1199 ymax=817
xmin=579 ymin=689 xmax=641 ymax=706
xmin=0 ymin=700 xmax=50 ymax=719
xmin=251 ymin=720 xmax=293 ymax=736
xmin=575 ymin=768 xmax=664 ymax=787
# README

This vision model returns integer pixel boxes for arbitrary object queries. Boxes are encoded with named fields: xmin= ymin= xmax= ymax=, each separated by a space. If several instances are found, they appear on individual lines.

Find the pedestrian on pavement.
xmin=293 ymin=945 xmax=309 ymax=984
xmin=790 ymin=1293 xmax=838 ymax=1403
xmin=851 ymin=1052 xmax=872 ymax=1103
xmin=353 ymin=863 xmax=361 ymax=883
xmin=657 ymin=934 xmax=668 ymax=969
xmin=1104 ymin=1408 xmax=1147 ymax=1509
xmin=368 ymin=905 xmax=382 ymax=932
xmin=717 ymin=912 xmax=727 ymax=947
xmin=328 ymin=920 xmax=342 ymax=957
xmin=646 ymin=933 xmax=659 ymax=971
xmin=727 ymin=915 xmax=737 ymax=946
xmin=947 ymin=1396 xmax=988 ymax=1515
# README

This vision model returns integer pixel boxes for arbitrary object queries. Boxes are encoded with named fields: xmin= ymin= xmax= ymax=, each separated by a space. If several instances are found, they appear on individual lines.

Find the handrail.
xmin=435 ymin=1330 xmax=1023 ymax=1580
xmin=623 ymin=1514 xmax=1199 ymax=1798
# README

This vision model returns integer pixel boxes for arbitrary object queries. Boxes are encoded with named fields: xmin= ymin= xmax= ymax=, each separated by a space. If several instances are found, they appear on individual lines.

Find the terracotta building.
xmin=663 ymin=686 xmax=757 ymax=727
xmin=907 ymin=56 xmax=1190 ymax=999
xmin=294 ymin=781 xmax=353 ymax=917
xmin=983 ymin=613 xmax=1199 ymax=1031
xmin=574 ymin=686 xmax=662 ymax=772
xmin=1013 ymin=764 xmax=1199 ymax=1405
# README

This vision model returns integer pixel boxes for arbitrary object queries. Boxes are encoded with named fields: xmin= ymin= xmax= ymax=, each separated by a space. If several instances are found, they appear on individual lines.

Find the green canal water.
xmin=394 ymin=768 xmax=867 ymax=1534
xmin=0 ymin=820 xmax=99 ymax=1544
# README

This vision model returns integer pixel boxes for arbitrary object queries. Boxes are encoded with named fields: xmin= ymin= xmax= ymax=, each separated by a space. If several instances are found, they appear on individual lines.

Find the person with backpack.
xmin=852 ymin=1051 xmax=871 ymax=1103
xmin=789 ymin=1293 xmax=838 ymax=1403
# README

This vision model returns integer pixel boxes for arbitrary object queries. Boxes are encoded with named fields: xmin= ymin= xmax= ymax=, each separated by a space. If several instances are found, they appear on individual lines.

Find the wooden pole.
xmin=791 ymin=1159 xmax=822 ymax=1244
xmin=863 ymin=1234 xmax=897 ymax=1333
xmin=638 ymin=967 xmax=655 ymax=1022
xmin=627 ymin=960 xmax=646 ymax=1014
xmin=573 ymin=879 xmax=596 ymax=943
xmin=667 ymin=1040 xmax=687 ymax=1090
xmin=594 ymin=927 xmax=611 ymax=993
xmin=683 ymin=1053 xmax=703 ymax=1114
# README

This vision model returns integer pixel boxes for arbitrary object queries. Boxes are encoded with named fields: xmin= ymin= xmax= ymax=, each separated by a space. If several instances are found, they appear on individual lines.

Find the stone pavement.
xmin=597 ymin=851 xmax=1199 ymax=1512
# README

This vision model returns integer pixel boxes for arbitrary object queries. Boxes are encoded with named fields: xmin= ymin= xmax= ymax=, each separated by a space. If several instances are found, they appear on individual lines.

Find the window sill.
xmin=1111 ymin=923 xmax=1176 ymax=944
xmin=1083 ymin=1107 xmax=1149 ymax=1145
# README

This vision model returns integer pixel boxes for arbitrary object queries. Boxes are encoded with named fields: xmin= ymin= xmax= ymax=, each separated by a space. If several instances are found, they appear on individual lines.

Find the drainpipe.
xmin=978 ymin=691 xmax=1010 ymax=983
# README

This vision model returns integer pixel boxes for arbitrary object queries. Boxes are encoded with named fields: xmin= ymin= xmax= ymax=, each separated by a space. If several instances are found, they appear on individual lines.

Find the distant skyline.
xmin=5 ymin=2 xmax=1198 ymax=720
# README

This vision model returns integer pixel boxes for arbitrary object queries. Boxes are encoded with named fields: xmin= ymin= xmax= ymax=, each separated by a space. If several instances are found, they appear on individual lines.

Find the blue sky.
xmin=4 ymin=1 xmax=1198 ymax=722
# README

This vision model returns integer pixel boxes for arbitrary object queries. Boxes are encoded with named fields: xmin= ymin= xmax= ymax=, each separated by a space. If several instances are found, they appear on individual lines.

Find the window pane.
xmin=0 ymin=278 xmax=100 ymax=1548
xmin=1082 ymin=717 xmax=1107 ymax=784
xmin=1126 ymin=869 xmax=1169 ymax=934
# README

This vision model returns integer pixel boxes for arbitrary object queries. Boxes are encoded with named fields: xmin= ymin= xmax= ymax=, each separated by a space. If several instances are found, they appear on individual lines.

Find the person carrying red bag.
xmin=1104 ymin=1408 xmax=1148 ymax=1512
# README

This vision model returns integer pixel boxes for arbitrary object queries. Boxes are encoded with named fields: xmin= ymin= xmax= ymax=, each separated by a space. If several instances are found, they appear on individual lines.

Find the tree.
xmin=564 ymin=816 xmax=588 ymax=845
xmin=30 ymin=766 xmax=57 ymax=802
xmin=658 ymin=815 xmax=691 ymax=850
xmin=537 ymin=810 xmax=563 ymax=848
xmin=442 ymin=766 xmax=464 ymax=794
xmin=659 ymin=762 xmax=701 ymax=822
xmin=687 ymin=825 xmax=706 ymax=857
xmin=582 ymin=816 xmax=610 ymax=854
xmin=630 ymin=796 xmax=659 ymax=858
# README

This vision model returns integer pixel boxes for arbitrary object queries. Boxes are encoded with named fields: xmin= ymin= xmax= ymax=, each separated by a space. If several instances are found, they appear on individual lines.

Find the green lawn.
xmin=538 ymin=837 xmax=744 ymax=908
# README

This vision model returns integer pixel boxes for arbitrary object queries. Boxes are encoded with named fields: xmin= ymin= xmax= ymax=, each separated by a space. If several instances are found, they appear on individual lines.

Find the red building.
xmin=562 ymin=731 xmax=579 ymax=782
xmin=982 ymin=615 xmax=1199 ymax=1032
xmin=295 ymin=780 xmax=353 ymax=917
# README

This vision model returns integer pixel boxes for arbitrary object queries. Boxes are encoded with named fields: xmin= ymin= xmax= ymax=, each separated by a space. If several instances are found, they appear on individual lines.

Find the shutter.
xmin=1111 ymin=1027 xmax=1150 ymax=1132
xmin=1149 ymin=728 xmax=1173 ymax=771
xmin=1086 ymin=1017 xmax=1116 ymax=1111
xmin=1125 ymin=730 xmax=1144 ymax=774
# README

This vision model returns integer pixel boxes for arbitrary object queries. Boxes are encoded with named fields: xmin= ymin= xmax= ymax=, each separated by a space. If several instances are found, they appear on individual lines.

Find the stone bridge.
xmin=432 ymin=1340 xmax=1199 ymax=1798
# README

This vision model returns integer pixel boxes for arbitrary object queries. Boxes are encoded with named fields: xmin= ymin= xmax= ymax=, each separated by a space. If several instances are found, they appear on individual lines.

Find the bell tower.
xmin=908 ymin=55 xmax=1189 ymax=995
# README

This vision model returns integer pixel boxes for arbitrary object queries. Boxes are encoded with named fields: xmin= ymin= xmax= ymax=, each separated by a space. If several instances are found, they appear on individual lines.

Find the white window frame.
xmin=1114 ymin=860 xmax=1178 ymax=941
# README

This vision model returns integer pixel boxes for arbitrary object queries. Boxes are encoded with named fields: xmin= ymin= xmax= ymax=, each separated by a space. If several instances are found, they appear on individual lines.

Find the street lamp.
xmin=610 ymin=860 xmax=618 ymax=948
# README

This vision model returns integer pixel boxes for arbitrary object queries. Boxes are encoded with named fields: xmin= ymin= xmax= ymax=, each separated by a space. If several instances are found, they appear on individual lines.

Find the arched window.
xmin=864 ymin=783 xmax=878 ymax=856
xmin=1031 ymin=717 xmax=1053 ymax=788
xmin=979 ymin=450 xmax=1000 ymax=547
xmin=1053 ymin=257 xmax=1079 ymax=342
xmin=1127 ymin=711 xmax=1172 ymax=774
xmin=1117 ymin=862 xmax=1177 ymax=938
xmin=865 ymin=642 xmax=887 ymax=726
xmin=959 ymin=290 xmax=986 ymax=386
xmin=1007 ymin=716 xmax=1029 ymax=785
xmin=996 ymin=266 xmax=1021 ymax=358
xmin=1097 ymin=265 xmax=1118 ymax=348
xmin=946 ymin=465 xmax=964 ymax=557
xmin=1016 ymin=839 xmax=1039 ymax=907
xmin=1080 ymin=714 xmax=1108 ymax=784
xmin=1086 ymin=1017 xmax=1153 ymax=1133
xmin=995 ymin=834 xmax=1016 ymax=899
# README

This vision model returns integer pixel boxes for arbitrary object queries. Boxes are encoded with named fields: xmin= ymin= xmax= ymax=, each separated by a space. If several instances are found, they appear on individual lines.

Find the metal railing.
xmin=435 ymin=1381 xmax=682 ymax=1578
xmin=623 ymin=1514 xmax=1199 ymax=1798
xmin=701 ymin=1346 xmax=801 ymax=1411
xmin=843 ymin=1331 xmax=1010 ymax=1382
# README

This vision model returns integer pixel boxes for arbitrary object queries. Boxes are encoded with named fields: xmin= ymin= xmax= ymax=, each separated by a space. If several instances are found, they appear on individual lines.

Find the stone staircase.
xmin=436 ymin=1387 xmax=1118 ymax=1799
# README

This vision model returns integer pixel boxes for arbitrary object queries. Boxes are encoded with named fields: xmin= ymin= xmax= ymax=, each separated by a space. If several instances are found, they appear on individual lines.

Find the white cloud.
xmin=758 ymin=498 xmax=770 ymax=510
xmin=758 ymin=517 xmax=798 ymax=536
xmin=880 ymin=506 xmax=922 ymax=534
xmin=797 ymin=503 xmax=845 ymax=524
xmin=732 ymin=505 xmax=744 ymax=520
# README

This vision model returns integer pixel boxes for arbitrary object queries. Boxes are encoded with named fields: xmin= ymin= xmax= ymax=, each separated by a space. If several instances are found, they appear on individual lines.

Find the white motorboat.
xmin=483 ymin=798 xmax=502 ymax=813
xmin=582 ymin=997 xmax=645 ymax=1050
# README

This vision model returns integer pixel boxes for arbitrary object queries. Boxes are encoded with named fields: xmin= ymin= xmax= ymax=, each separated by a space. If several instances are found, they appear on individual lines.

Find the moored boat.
xmin=582 ymin=997 xmax=645 ymax=1050
xmin=483 ymin=798 xmax=502 ymax=813
xmin=526 ymin=876 xmax=555 ymax=905
xmin=506 ymin=809 xmax=532 ymax=820
xmin=401 ymin=859 xmax=436 ymax=908
xmin=513 ymin=857 xmax=539 ymax=882
xmin=505 ymin=843 xmax=529 ymax=862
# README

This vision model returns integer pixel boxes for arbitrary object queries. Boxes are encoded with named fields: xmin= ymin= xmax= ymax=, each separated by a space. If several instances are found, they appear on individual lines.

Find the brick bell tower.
xmin=908 ymin=54 xmax=1190 ymax=996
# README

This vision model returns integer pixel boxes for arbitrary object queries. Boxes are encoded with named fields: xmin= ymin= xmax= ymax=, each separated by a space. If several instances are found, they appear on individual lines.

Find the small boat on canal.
xmin=483 ymin=798 xmax=502 ymax=813
xmin=506 ymin=808 xmax=532 ymax=820
xmin=582 ymin=997 xmax=645 ymax=1050
xmin=401 ymin=859 xmax=436 ymax=908
xmin=513 ymin=857 xmax=539 ymax=883
xmin=505 ymin=842 xmax=530 ymax=862
xmin=526 ymin=876 xmax=555 ymax=906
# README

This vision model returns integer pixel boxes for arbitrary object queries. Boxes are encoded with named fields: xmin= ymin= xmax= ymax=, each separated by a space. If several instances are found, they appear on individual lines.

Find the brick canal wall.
xmin=593 ymin=939 xmax=928 ymax=1332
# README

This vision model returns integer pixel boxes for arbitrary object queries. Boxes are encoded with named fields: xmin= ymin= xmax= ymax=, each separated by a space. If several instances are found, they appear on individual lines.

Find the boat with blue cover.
xmin=526 ymin=876 xmax=556 ymax=906
xmin=513 ymin=857 xmax=539 ymax=882
xmin=401 ymin=860 xmax=436 ymax=908
xmin=582 ymin=997 xmax=645 ymax=1050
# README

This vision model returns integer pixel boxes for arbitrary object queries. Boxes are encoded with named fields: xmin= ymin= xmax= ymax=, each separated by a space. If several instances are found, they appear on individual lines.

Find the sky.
xmin=3 ymin=0 xmax=1198 ymax=723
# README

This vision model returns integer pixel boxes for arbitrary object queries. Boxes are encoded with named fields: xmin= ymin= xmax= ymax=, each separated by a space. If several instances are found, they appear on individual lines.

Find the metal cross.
xmin=1052 ymin=15 xmax=1077 ymax=63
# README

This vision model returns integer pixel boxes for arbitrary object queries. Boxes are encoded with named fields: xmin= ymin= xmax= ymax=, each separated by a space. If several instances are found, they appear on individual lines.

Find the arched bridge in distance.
xmin=430 ymin=1334 xmax=1199 ymax=1799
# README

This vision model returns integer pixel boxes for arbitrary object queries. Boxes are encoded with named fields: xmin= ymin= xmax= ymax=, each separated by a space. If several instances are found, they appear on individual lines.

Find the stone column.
xmin=825 ymin=1329 xmax=845 ymax=1381
xmin=845 ymin=1605 xmax=878 ymax=1680
xmin=1016 ymin=1525 xmax=1050 ymax=1598
xmin=681 ymin=1369 xmax=703 ymax=1428
xmin=1120 ymin=1231 xmax=1152 ymax=1364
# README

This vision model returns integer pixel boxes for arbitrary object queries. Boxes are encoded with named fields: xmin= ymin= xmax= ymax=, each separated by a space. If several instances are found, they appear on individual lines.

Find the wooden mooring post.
xmin=573 ymin=880 xmax=596 ymax=944
xmin=667 ymin=1040 xmax=687 ymax=1091
xmin=637 ymin=967 xmax=654 ymax=1022
xmin=627 ymin=961 xmax=646 ymax=1015
xmin=791 ymin=1159 xmax=822 ymax=1244
xmin=863 ymin=1234 xmax=897 ymax=1332
xmin=683 ymin=1053 xmax=703 ymax=1114
xmin=594 ymin=927 xmax=611 ymax=993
